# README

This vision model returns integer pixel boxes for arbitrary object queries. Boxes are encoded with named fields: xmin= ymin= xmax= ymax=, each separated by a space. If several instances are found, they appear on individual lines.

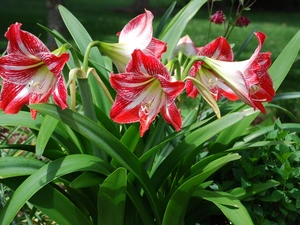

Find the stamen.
xmin=250 ymin=84 xmax=260 ymax=94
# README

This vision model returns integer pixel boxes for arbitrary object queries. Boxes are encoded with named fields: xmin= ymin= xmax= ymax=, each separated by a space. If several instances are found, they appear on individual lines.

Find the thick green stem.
xmin=181 ymin=56 xmax=205 ymax=80
xmin=78 ymin=41 xmax=108 ymax=161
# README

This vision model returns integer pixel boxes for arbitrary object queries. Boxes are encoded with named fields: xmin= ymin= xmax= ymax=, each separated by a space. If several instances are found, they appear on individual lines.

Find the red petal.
xmin=110 ymin=95 xmax=139 ymax=123
xmin=38 ymin=52 xmax=69 ymax=78
xmin=198 ymin=36 xmax=233 ymax=61
xmin=160 ymin=102 xmax=182 ymax=131
xmin=5 ymin=23 xmax=49 ymax=56
xmin=158 ymin=75 xmax=185 ymax=101
xmin=144 ymin=37 xmax=167 ymax=59
xmin=128 ymin=49 xmax=170 ymax=80
xmin=110 ymin=72 xmax=153 ymax=100
xmin=52 ymin=76 xmax=68 ymax=109
xmin=0 ymin=82 xmax=30 ymax=114
xmin=0 ymin=53 xmax=40 ymax=83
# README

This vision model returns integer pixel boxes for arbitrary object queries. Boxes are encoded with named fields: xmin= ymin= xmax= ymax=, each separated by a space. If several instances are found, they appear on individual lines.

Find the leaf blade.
xmin=98 ymin=168 xmax=127 ymax=225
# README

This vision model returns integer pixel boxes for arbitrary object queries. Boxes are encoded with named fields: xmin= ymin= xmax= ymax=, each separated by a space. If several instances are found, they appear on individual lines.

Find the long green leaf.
xmin=270 ymin=30 xmax=300 ymax=91
xmin=194 ymin=190 xmax=254 ymax=225
xmin=98 ymin=168 xmax=127 ymax=225
xmin=209 ymin=112 xmax=259 ymax=154
xmin=159 ymin=0 xmax=207 ymax=62
xmin=58 ymin=5 xmax=112 ymax=114
xmin=229 ymin=180 xmax=280 ymax=200
xmin=241 ymin=123 xmax=300 ymax=143
xmin=0 ymin=111 xmax=82 ymax=154
xmin=35 ymin=115 xmax=59 ymax=157
xmin=0 ymin=144 xmax=66 ymax=160
xmin=154 ymin=1 xmax=176 ymax=38
xmin=162 ymin=153 xmax=241 ymax=225
xmin=30 ymin=104 xmax=162 ymax=224
xmin=3 ymin=177 xmax=93 ymax=225
xmin=0 ymin=154 xmax=112 ymax=225
xmin=0 ymin=157 xmax=45 ymax=178
xmin=151 ymin=109 xmax=257 ymax=190
xmin=69 ymin=172 xmax=106 ymax=189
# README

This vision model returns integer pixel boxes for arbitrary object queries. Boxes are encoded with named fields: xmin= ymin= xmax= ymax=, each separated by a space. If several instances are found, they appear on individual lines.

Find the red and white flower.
xmin=202 ymin=32 xmax=275 ymax=113
xmin=110 ymin=49 xmax=185 ymax=136
xmin=0 ymin=23 xmax=69 ymax=119
xmin=99 ymin=10 xmax=167 ymax=72
xmin=186 ymin=36 xmax=238 ymax=101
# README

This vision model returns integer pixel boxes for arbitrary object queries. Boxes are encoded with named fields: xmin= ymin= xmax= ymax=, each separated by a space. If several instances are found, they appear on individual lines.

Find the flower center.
xmin=27 ymin=66 xmax=55 ymax=94
xmin=249 ymin=84 xmax=260 ymax=94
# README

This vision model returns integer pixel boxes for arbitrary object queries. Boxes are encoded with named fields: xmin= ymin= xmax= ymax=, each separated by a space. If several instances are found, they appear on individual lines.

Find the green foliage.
xmin=208 ymin=119 xmax=300 ymax=224
xmin=0 ymin=1 xmax=300 ymax=225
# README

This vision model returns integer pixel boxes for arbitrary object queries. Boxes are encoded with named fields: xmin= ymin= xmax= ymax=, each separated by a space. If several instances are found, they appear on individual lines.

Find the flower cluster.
xmin=0 ymin=10 xmax=275 ymax=136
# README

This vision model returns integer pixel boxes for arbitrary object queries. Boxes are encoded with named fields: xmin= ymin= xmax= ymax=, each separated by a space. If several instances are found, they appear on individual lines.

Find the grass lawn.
xmin=0 ymin=0 xmax=299 ymax=95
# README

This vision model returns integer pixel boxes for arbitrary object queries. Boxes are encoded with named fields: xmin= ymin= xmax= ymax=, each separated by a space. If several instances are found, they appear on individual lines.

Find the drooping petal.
xmin=52 ymin=76 xmax=68 ymax=110
xmin=160 ymin=102 xmax=182 ymax=131
xmin=5 ymin=23 xmax=49 ymax=57
xmin=158 ymin=75 xmax=186 ymax=102
xmin=0 ymin=82 xmax=30 ymax=114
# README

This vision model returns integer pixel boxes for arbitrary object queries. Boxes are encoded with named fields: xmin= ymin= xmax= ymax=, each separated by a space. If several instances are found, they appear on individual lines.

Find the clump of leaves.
xmin=211 ymin=119 xmax=300 ymax=225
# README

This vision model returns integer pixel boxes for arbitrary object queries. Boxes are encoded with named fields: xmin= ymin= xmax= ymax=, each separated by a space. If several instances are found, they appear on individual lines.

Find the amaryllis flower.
xmin=202 ymin=32 xmax=275 ymax=113
xmin=210 ymin=10 xmax=226 ymax=25
xmin=110 ymin=49 xmax=185 ymax=136
xmin=236 ymin=15 xmax=251 ymax=27
xmin=0 ymin=23 xmax=69 ymax=119
xmin=186 ymin=36 xmax=238 ymax=102
xmin=99 ymin=9 xmax=167 ymax=72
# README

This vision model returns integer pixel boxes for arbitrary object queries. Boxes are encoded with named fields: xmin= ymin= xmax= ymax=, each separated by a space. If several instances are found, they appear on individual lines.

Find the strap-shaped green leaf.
xmin=159 ymin=0 xmax=207 ymax=62
xmin=3 ymin=177 xmax=93 ymax=225
xmin=193 ymin=190 xmax=254 ymax=225
xmin=151 ymin=109 xmax=257 ymax=190
xmin=0 ymin=157 xmax=45 ymax=178
xmin=98 ymin=168 xmax=127 ymax=225
xmin=162 ymin=153 xmax=241 ymax=225
xmin=229 ymin=180 xmax=280 ymax=200
xmin=0 ymin=154 xmax=112 ymax=225
xmin=0 ymin=111 xmax=82 ymax=154
xmin=29 ymin=104 xmax=162 ymax=224
xmin=270 ymin=30 xmax=300 ymax=91
xmin=35 ymin=115 xmax=59 ymax=157
xmin=58 ymin=5 xmax=113 ymax=114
